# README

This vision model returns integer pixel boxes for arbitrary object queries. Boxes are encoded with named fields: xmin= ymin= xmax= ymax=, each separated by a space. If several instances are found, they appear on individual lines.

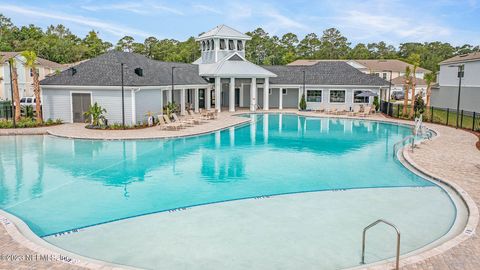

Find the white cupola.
xmin=195 ymin=25 xmax=251 ymax=64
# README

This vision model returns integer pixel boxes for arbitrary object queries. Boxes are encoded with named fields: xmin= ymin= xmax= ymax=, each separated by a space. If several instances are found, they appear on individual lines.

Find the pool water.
xmin=0 ymin=114 xmax=456 ymax=267
xmin=0 ymin=114 xmax=449 ymax=235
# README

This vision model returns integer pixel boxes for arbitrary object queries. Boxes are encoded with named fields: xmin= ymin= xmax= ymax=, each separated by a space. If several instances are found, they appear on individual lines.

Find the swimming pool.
xmin=0 ymin=114 xmax=462 ymax=269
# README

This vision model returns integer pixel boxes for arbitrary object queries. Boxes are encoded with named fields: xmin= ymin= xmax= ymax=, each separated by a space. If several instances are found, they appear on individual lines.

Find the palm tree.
xmin=21 ymin=51 xmax=43 ymax=123
xmin=408 ymin=59 xmax=420 ymax=119
xmin=424 ymin=72 xmax=436 ymax=108
xmin=7 ymin=58 xmax=21 ymax=122
xmin=402 ymin=66 xmax=411 ymax=117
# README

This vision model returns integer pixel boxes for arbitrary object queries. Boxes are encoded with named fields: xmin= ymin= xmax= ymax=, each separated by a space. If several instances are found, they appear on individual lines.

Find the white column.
xmin=206 ymin=85 xmax=211 ymax=110
xmin=215 ymin=77 xmax=221 ymax=112
xmin=180 ymin=88 xmax=186 ymax=116
xmin=239 ymin=84 xmax=244 ymax=107
xmin=194 ymin=88 xmax=199 ymax=113
xmin=250 ymin=78 xmax=257 ymax=111
xmin=167 ymin=89 xmax=172 ymax=103
xmin=279 ymin=88 xmax=283 ymax=110
xmin=298 ymin=87 xmax=303 ymax=109
xmin=263 ymin=77 xmax=269 ymax=111
xmin=159 ymin=89 xmax=163 ymax=115
xmin=229 ymin=77 xmax=235 ymax=112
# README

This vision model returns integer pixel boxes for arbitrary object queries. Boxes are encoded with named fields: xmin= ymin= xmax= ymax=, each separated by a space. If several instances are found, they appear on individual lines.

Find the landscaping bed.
xmin=0 ymin=118 xmax=62 ymax=129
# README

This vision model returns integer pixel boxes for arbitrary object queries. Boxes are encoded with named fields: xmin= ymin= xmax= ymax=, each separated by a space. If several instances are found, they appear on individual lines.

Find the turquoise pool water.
xmin=0 ymin=114 xmax=448 ymax=238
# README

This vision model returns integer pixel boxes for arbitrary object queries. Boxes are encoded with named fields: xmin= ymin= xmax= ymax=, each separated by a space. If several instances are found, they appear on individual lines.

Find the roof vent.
xmin=134 ymin=68 xmax=143 ymax=77
xmin=71 ymin=68 xmax=77 ymax=76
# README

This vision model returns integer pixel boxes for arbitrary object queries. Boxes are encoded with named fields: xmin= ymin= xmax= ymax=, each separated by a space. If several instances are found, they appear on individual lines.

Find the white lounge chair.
xmin=163 ymin=115 xmax=184 ymax=130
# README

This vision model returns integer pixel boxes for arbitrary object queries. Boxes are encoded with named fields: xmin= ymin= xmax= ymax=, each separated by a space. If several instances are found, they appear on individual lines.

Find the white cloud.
xmin=81 ymin=3 xmax=149 ymax=14
xmin=192 ymin=4 xmax=222 ymax=14
xmin=81 ymin=1 xmax=184 ymax=16
xmin=262 ymin=9 xmax=308 ymax=31
xmin=151 ymin=4 xmax=184 ymax=16
xmin=1 ymin=4 xmax=153 ymax=38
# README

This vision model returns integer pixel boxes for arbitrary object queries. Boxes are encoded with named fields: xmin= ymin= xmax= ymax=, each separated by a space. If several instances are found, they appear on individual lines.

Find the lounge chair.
xmin=347 ymin=107 xmax=361 ymax=116
xmin=188 ymin=110 xmax=206 ymax=123
xmin=357 ymin=106 xmax=372 ymax=117
xmin=335 ymin=107 xmax=348 ymax=115
xmin=325 ymin=108 xmax=337 ymax=115
xmin=172 ymin=113 xmax=195 ymax=126
xmin=163 ymin=115 xmax=184 ymax=130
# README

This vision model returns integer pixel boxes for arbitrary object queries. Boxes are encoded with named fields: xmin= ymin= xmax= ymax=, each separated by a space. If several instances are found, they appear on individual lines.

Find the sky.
xmin=1 ymin=0 xmax=479 ymax=46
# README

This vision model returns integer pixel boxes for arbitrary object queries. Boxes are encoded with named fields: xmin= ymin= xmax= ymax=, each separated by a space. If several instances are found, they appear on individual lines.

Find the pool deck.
xmin=1 ymin=110 xmax=480 ymax=270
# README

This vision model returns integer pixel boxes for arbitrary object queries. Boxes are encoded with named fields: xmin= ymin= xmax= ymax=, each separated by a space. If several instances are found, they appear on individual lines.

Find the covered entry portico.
xmin=194 ymin=25 xmax=277 ymax=112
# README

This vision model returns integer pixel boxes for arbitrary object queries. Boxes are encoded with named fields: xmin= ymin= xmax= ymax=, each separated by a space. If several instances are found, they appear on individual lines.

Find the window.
xmin=206 ymin=40 xmax=210 ymax=51
xmin=307 ymin=90 xmax=322 ymax=102
xmin=330 ymin=90 xmax=346 ymax=103
xmin=202 ymin=41 xmax=205 ymax=51
xmin=228 ymin=39 xmax=235 ymax=50
xmin=268 ymin=88 xmax=272 ymax=95
xmin=237 ymin=40 xmax=243 ymax=50
xmin=20 ymin=98 xmax=26 ymax=103
xmin=374 ymin=73 xmax=380 ymax=77
xmin=382 ymin=73 xmax=387 ymax=80
xmin=354 ymin=90 xmax=369 ymax=103
xmin=210 ymin=39 xmax=215 ymax=50
xmin=282 ymin=89 xmax=287 ymax=95
xmin=220 ymin=39 xmax=226 ymax=50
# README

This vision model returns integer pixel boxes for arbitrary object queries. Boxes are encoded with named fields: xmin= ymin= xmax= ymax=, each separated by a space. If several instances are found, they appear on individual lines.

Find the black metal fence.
xmin=380 ymin=101 xmax=480 ymax=132
xmin=0 ymin=101 xmax=13 ymax=120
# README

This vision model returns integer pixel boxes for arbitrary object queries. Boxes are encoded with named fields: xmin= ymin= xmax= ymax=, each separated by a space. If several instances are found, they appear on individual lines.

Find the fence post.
xmin=430 ymin=107 xmax=434 ymax=122
xmin=460 ymin=110 xmax=464 ymax=129
xmin=397 ymin=104 xmax=400 ymax=118
xmin=446 ymin=108 xmax=449 ymax=126
xmin=473 ymin=112 xmax=476 ymax=131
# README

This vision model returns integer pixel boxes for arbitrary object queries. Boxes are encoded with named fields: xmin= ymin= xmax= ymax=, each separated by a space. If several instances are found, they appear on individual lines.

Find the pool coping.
xmin=0 ymin=112 xmax=477 ymax=270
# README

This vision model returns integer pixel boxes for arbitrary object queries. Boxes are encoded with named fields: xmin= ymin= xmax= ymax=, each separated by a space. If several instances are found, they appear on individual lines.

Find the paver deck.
xmin=1 ymin=110 xmax=479 ymax=269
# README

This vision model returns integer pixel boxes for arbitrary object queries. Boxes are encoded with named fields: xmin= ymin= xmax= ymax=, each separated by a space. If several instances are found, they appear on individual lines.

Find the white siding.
xmin=439 ymin=61 xmax=480 ymax=87
xmin=42 ymin=88 xmax=134 ymax=125
xmin=135 ymin=89 xmax=162 ymax=124
xmin=93 ymin=90 xmax=133 ymax=125
xmin=42 ymin=88 xmax=71 ymax=122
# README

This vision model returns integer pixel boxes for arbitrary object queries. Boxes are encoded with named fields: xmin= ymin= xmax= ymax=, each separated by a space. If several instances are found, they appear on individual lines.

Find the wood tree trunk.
xmin=402 ymin=83 xmax=409 ymax=116
xmin=410 ymin=78 xmax=416 ymax=119
xmin=11 ymin=67 xmax=21 ymax=122
xmin=32 ymin=69 xmax=43 ymax=123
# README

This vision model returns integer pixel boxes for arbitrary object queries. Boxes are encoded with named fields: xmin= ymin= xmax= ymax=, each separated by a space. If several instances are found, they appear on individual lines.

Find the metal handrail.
xmin=392 ymin=135 xmax=414 ymax=157
xmin=361 ymin=219 xmax=401 ymax=270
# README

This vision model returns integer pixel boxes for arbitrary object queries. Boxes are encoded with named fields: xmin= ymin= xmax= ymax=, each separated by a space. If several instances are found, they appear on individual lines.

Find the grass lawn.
xmin=390 ymin=104 xmax=480 ymax=131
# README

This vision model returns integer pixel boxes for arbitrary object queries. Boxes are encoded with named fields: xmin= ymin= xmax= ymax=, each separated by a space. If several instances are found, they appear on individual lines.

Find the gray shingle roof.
xmin=40 ymin=51 xmax=208 ymax=86
xmin=263 ymin=61 xmax=389 ymax=86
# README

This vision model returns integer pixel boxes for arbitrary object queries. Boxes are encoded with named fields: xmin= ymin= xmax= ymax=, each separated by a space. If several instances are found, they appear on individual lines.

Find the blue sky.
xmin=1 ymin=0 xmax=479 ymax=46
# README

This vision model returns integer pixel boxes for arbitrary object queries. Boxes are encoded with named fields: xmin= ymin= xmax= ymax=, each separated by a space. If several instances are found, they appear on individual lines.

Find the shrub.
xmin=299 ymin=94 xmax=307 ymax=111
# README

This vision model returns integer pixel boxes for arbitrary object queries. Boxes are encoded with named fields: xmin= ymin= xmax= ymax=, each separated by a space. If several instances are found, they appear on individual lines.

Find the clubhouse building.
xmin=40 ymin=25 xmax=388 ymax=125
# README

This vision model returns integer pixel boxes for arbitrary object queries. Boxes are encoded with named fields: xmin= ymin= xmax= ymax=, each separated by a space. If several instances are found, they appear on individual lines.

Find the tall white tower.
xmin=195 ymin=25 xmax=251 ymax=64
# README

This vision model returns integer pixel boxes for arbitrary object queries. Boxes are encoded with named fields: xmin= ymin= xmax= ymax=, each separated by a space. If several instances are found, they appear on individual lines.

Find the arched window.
xmin=220 ymin=39 xmax=226 ymax=50
xmin=237 ymin=40 xmax=243 ymax=50
xmin=206 ymin=40 xmax=210 ymax=51
xmin=228 ymin=39 xmax=234 ymax=50
xmin=211 ymin=39 xmax=215 ymax=50
xmin=202 ymin=41 xmax=205 ymax=51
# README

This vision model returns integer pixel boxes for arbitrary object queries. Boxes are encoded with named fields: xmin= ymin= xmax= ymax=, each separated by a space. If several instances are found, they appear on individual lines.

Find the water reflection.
xmin=0 ymin=114 xmax=424 ymax=236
